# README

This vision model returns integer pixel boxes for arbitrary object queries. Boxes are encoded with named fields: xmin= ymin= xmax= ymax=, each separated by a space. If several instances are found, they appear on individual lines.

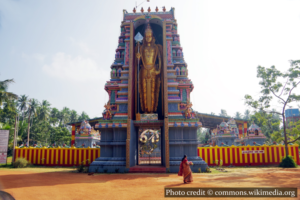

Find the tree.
xmin=219 ymin=109 xmax=229 ymax=117
xmin=58 ymin=107 xmax=70 ymax=126
xmin=17 ymin=95 xmax=28 ymax=124
xmin=234 ymin=112 xmax=243 ymax=119
xmin=69 ymin=110 xmax=78 ymax=123
xmin=38 ymin=100 xmax=51 ymax=121
xmin=26 ymin=99 xmax=39 ymax=146
xmin=78 ymin=111 xmax=89 ymax=121
xmin=245 ymin=60 xmax=300 ymax=158
xmin=243 ymin=110 xmax=251 ymax=120
xmin=0 ymin=79 xmax=18 ymax=106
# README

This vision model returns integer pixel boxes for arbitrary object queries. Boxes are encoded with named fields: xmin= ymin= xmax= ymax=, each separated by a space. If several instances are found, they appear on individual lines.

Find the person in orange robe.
xmin=178 ymin=155 xmax=193 ymax=183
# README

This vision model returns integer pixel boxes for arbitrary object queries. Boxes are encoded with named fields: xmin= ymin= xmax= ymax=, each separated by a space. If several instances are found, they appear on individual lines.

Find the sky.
xmin=1 ymin=0 xmax=300 ymax=119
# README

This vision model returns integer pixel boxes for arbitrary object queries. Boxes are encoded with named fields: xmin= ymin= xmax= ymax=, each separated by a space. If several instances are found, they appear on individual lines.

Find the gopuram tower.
xmin=89 ymin=7 xmax=208 ymax=173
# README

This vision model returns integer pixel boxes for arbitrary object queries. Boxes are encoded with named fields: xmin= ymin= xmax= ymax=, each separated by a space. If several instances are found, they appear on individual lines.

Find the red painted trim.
xmin=236 ymin=148 xmax=240 ymax=165
xmin=271 ymin=147 xmax=275 ymax=164
xmin=202 ymin=148 xmax=205 ymax=161
xmin=212 ymin=148 xmax=215 ymax=166
xmin=266 ymin=146 xmax=270 ymax=164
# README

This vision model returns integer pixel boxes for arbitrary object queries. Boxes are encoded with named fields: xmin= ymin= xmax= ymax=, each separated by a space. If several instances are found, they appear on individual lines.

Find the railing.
xmin=14 ymin=147 xmax=100 ymax=166
xmin=198 ymin=144 xmax=300 ymax=166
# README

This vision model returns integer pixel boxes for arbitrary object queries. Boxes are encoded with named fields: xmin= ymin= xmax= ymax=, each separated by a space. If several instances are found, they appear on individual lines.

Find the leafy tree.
xmin=245 ymin=60 xmax=300 ymax=157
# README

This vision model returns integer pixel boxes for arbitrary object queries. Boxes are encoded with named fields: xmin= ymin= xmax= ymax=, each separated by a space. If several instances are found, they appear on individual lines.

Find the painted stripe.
xmin=209 ymin=148 xmax=213 ymax=164
xmin=205 ymin=148 xmax=208 ymax=164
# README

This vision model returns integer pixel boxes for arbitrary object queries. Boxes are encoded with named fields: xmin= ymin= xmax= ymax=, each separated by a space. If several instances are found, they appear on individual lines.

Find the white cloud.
xmin=43 ymin=52 xmax=107 ymax=82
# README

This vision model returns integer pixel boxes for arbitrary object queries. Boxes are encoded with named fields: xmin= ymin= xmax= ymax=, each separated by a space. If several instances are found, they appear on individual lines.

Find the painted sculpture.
xmin=136 ymin=24 xmax=163 ymax=113
xmin=103 ymin=101 xmax=113 ymax=120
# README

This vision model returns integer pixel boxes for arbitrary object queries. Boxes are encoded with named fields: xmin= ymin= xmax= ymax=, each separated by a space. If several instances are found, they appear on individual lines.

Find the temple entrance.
xmin=138 ymin=128 xmax=161 ymax=165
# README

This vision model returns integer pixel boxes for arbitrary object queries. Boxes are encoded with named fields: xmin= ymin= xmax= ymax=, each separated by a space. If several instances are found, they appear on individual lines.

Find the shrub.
xmin=77 ymin=164 xmax=84 ymax=172
xmin=13 ymin=158 xmax=29 ymax=168
xmin=279 ymin=156 xmax=297 ymax=168
xmin=198 ymin=168 xmax=201 ymax=173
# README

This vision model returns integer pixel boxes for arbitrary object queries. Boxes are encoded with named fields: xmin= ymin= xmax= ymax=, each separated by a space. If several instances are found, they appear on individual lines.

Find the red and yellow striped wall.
xmin=14 ymin=147 xmax=100 ymax=166
xmin=198 ymin=145 xmax=300 ymax=166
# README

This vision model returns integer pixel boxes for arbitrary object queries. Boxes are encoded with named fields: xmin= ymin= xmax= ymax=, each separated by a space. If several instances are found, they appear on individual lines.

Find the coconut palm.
xmin=69 ymin=110 xmax=78 ymax=123
xmin=243 ymin=109 xmax=251 ymax=120
xmin=38 ymin=100 xmax=51 ymax=121
xmin=26 ymin=99 xmax=39 ymax=146
xmin=234 ymin=112 xmax=243 ymax=119
xmin=58 ymin=107 xmax=71 ymax=126
xmin=50 ymin=108 xmax=59 ymax=125
xmin=78 ymin=111 xmax=89 ymax=121
xmin=18 ymin=95 xmax=28 ymax=123
xmin=0 ymin=79 xmax=18 ymax=105
xmin=219 ymin=109 xmax=229 ymax=117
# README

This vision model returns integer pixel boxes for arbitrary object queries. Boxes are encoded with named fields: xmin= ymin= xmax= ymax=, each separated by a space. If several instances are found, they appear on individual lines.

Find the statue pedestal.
xmin=140 ymin=114 xmax=158 ymax=121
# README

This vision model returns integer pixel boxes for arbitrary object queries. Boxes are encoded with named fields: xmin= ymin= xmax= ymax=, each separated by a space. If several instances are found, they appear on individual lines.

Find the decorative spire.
xmin=141 ymin=7 xmax=144 ymax=13
xmin=147 ymin=7 xmax=151 ymax=13
xmin=163 ymin=6 xmax=166 ymax=12
xmin=133 ymin=7 xmax=136 ymax=13
xmin=155 ymin=6 xmax=159 ymax=12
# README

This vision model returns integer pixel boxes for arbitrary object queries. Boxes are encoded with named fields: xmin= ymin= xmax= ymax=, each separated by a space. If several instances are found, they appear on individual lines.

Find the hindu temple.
xmin=210 ymin=118 xmax=239 ymax=146
xmin=242 ymin=122 xmax=266 ymax=145
xmin=70 ymin=7 xmax=208 ymax=173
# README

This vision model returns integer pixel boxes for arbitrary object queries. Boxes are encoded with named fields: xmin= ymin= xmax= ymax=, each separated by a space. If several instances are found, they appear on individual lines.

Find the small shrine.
xmin=242 ymin=122 xmax=266 ymax=145
xmin=211 ymin=119 xmax=239 ymax=146
xmin=75 ymin=120 xmax=101 ymax=148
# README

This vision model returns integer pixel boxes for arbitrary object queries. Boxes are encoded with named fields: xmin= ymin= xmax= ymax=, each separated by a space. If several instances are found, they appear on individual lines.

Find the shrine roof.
xmin=195 ymin=112 xmax=250 ymax=129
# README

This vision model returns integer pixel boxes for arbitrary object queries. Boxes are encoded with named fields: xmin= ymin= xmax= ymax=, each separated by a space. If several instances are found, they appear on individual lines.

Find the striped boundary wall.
xmin=14 ymin=147 xmax=100 ymax=166
xmin=198 ymin=145 xmax=300 ymax=166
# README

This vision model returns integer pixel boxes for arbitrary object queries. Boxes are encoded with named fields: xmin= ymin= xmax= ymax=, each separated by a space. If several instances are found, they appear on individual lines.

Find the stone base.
xmin=88 ymin=157 xmax=127 ymax=173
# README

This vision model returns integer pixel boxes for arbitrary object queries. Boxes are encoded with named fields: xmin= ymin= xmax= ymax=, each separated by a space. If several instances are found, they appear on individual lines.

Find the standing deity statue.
xmin=136 ymin=24 xmax=163 ymax=113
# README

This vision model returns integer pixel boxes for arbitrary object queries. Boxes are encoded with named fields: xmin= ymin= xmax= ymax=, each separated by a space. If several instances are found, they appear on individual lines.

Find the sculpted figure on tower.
xmin=136 ymin=24 xmax=163 ymax=113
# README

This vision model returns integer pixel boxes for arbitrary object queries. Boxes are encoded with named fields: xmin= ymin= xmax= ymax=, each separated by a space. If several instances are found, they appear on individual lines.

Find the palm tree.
xmin=69 ymin=110 xmax=78 ymax=123
xmin=234 ymin=112 xmax=243 ymax=119
xmin=243 ymin=109 xmax=251 ymax=120
xmin=0 ymin=79 xmax=18 ymax=105
xmin=38 ymin=100 xmax=51 ymax=121
xmin=50 ymin=108 xmax=59 ymax=125
xmin=18 ymin=95 xmax=28 ymax=123
xmin=219 ymin=109 xmax=229 ymax=117
xmin=78 ymin=111 xmax=89 ymax=121
xmin=26 ymin=99 xmax=38 ymax=146
xmin=58 ymin=107 xmax=71 ymax=126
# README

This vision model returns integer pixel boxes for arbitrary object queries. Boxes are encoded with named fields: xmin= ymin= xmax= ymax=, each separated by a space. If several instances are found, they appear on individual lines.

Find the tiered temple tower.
xmin=88 ymin=7 xmax=208 ymax=173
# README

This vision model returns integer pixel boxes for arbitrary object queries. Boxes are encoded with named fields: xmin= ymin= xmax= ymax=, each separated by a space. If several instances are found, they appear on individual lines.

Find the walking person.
xmin=178 ymin=155 xmax=193 ymax=183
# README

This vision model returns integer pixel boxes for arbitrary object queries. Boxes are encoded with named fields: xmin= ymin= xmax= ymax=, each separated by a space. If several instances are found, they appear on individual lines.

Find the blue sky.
xmin=1 ymin=0 xmax=300 ymax=118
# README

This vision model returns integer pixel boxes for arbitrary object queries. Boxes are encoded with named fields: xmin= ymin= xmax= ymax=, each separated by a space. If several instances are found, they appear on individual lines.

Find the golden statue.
xmin=136 ymin=24 xmax=163 ymax=113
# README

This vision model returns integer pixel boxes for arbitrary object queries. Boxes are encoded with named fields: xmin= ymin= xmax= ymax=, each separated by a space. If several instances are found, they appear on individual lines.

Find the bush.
xmin=198 ymin=168 xmax=201 ymax=173
xmin=77 ymin=164 xmax=84 ymax=172
xmin=279 ymin=156 xmax=297 ymax=168
xmin=13 ymin=158 xmax=29 ymax=168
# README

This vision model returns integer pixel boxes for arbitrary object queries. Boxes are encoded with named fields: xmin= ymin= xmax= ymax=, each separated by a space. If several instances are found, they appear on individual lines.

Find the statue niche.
xmin=136 ymin=24 xmax=163 ymax=113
